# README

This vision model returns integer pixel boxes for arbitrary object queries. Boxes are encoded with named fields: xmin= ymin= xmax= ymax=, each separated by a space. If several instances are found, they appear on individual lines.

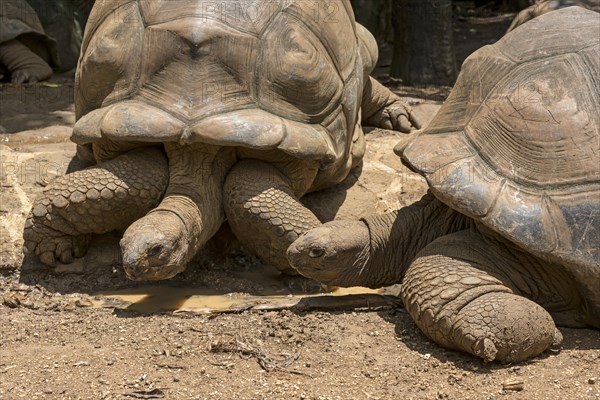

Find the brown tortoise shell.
xmin=71 ymin=0 xmax=378 ymax=191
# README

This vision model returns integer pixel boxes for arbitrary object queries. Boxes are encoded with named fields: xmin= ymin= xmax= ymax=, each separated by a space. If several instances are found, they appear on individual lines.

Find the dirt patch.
xmin=1 ymin=303 xmax=599 ymax=399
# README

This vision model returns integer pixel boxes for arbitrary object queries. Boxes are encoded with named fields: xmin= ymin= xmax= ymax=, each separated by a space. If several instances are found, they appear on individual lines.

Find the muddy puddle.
xmin=90 ymin=263 xmax=397 ymax=315
xmin=91 ymin=285 xmax=390 ymax=315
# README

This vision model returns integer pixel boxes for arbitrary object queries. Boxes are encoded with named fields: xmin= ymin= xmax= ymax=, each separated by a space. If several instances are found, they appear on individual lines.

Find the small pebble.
xmin=73 ymin=361 xmax=90 ymax=367
xmin=502 ymin=378 xmax=524 ymax=392
xmin=75 ymin=299 xmax=93 ymax=308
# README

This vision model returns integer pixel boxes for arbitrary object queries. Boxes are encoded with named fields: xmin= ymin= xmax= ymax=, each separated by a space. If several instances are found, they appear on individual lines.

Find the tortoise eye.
xmin=148 ymin=244 xmax=163 ymax=257
xmin=308 ymin=247 xmax=325 ymax=258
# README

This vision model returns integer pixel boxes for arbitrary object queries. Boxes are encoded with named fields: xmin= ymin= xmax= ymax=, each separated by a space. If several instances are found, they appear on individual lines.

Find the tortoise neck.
xmin=162 ymin=143 xmax=236 ymax=256
xmin=360 ymin=193 xmax=473 ymax=288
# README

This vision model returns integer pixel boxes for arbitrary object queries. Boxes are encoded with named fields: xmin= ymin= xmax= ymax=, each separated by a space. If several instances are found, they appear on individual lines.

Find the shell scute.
xmin=258 ymin=13 xmax=343 ymax=123
xmin=138 ymin=0 xmax=283 ymax=36
xmin=578 ymin=43 xmax=600 ymax=89
xmin=281 ymin=1 xmax=357 ymax=80
xmin=101 ymin=102 xmax=185 ymax=142
xmin=402 ymin=131 xmax=476 ymax=175
xmin=425 ymin=45 xmax=516 ymax=135
xmin=429 ymin=156 xmax=505 ymax=219
xmin=137 ymin=19 xmax=258 ymax=121
xmin=189 ymin=110 xmax=285 ymax=148
xmin=75 ymin=1 xmax=144 ymax=118
xmin=465 ymin=53 xmax=599 ymax=187
xmin=553 ymin=187 xmax=600 ymax=266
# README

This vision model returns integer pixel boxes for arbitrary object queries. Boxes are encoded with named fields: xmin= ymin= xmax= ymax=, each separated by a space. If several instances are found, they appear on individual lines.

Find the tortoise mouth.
xmin=121 ymin=241 xmax=187 ymax=282
xmin=122 ymin=261 xmax=184 ymax=282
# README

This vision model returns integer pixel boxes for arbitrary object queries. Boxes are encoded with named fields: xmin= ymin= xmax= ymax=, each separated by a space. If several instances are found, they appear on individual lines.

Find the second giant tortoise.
xmin=24 ymin=0 xmax=420 ymax=280
xmin=0 ymin=0 xmax=58 ymax=83
xmin=507 ymin=0 xmax=599 ymax=32
xmin=288 ymin=7 xmax=599 ymax=362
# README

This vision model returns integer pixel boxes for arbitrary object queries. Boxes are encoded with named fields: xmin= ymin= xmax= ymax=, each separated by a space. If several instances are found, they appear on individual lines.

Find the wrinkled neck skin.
xmin=158 ymin=143 xmax=235 ymax=256
xmin=359 ymin=193 xmax=473 ymax=288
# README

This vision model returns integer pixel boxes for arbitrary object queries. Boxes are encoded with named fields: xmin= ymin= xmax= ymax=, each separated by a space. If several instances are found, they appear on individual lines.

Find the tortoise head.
xmin=120 ymin=211 xmax=189 ymax=281
xmin=287 ymin=220 xmax=371 ymax=287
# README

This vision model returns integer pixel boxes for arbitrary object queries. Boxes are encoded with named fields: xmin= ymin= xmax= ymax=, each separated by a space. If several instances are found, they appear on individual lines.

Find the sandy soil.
xmin=1 ymin=4 xmax=599 ymax=400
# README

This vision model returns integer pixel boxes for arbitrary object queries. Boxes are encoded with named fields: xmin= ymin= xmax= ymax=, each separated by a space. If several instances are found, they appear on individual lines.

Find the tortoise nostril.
xmin=308 ymin=247 xmax=325 ymax=258
xmin=148 ymin=244 xmax=163 ymax=257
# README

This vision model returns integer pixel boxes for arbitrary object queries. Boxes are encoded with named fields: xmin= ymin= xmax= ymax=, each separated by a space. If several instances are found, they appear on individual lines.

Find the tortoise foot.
xmin=447 ymin=292 xmax=557 ymax=363
xmin=24 ymin=219 xmax=90 ymax=266
xmin=361 ymin=77 xmax=422 ymax=132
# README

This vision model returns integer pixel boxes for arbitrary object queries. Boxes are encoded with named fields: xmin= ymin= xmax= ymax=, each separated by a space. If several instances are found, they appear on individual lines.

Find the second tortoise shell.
xmin=397 ymin=7 xmax=599 ymax=270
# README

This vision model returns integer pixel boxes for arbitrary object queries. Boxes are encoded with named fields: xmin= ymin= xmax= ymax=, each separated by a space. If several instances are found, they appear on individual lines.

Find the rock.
xmin=2 ymin=293 xmax=22 ymax=308
xmin=0 ymin=145 xmax=33 ymax=271
xmin=72 ymin=361 xmax=90 ymax=367
xmin=302 ymin=131 xmax=428 ymax=222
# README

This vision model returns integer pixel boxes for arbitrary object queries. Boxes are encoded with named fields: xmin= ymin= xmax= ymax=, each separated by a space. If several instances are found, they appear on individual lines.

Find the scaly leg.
xmin=0 ymin=39 xmax=52 ymax=84
xmin=24 ymin=147 xmax=169 ymax=266
xmin=224 ymin=160 xmax=321 ymax=275
xmin=401 ymin=230 xmax=560 ymax=362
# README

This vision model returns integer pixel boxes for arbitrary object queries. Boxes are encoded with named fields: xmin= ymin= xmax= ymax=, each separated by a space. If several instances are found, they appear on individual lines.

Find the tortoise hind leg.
xmin=401 ymin=230 xmax=560 ymax=363
xmin=24 ymin=147 xmax=168 ymax=266
xmin=361 ymin=77 xmax=422 ymax=132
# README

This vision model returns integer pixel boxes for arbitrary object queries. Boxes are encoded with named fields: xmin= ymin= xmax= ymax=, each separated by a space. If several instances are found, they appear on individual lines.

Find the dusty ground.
xmin=1 ymin=4 xmax=599 ymax=400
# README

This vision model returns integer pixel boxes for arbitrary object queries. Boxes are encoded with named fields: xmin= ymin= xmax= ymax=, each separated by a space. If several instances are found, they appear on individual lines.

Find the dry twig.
xmin=209 ymin=335 xmax=311 ymax=377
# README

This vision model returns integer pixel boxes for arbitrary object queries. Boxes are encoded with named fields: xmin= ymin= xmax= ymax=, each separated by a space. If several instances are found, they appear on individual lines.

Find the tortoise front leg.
xmin=401 ymin=230 xmax=560 ymax=363
xmin=361 ymin=77 xmax=422 ymax=132
xmin=24 ymin=147 xmax=168 ymax=266
xmin=224 ymin=160 xmax=321 ymax=275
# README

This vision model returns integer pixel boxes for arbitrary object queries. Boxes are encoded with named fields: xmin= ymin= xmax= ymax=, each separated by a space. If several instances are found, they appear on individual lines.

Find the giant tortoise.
xmin=288 ymin=7 xmax=599 ymax=362
xmin=24 ymin=0 xmax=420 ymax=280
